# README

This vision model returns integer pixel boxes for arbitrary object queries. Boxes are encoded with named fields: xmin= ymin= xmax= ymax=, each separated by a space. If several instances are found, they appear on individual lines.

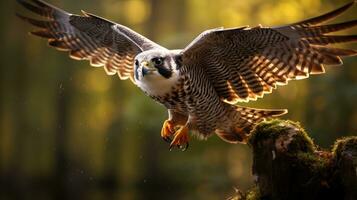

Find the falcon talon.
xmin=167 ymin=143 xmax=188 ymax=151
xmin=162 ymin=136 xmax=171 ymax=143
xmin=181 ymin=143 xmax=189 ymax=151
xmin=17 ymin=0 xmax=357 ymax=148
xmin=164 ymin=137 xmax=172 ymax=143
xmin=161 ymin=119 xmax=176 ymax=143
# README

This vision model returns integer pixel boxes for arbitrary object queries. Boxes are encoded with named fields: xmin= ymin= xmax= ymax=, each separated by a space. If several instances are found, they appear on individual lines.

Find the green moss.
xmin=245 ymin=186 xmax=261 ymax=200
xmin=332 ymin=136 xmax=357 ymax=157
xmin=248 ymin=119 xmax=315 ymax=153
xmin=227 ymin=186 xmax=261 ymax=200
xmin=248 ymin=119 xmax=286 ymax=145
xmin=295 ymin=152 xmax=330 ymax=172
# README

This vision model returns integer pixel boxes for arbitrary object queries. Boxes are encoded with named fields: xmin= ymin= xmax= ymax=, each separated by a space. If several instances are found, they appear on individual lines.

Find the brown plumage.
xmin=17 ymin=0 xmax=357 ymax=150
xmin=16 ymin=0 xmax=162 ymax=80
xmin=182 ymin=1 xmax=357 ymax=103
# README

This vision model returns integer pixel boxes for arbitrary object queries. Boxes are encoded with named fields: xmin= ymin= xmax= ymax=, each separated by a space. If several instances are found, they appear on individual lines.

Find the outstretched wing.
xmin=182 ymin=1 xmax=357 ymax=103
xmin=17 ymin=0 xmax=164 ymax=82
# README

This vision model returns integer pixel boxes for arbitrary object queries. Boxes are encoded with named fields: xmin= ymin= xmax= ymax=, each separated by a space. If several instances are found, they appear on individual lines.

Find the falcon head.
xmin=134 ymin=49 xmax=181 ymax=96
xmin=134 ymin=50 xmax=180 ymax=81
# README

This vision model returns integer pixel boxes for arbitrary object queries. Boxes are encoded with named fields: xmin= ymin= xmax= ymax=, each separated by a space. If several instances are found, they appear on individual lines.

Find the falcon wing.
xmin=182 ymin=1 xmax=357 ymax=103
xmin=17 ymin=0 xmax=164 ymax=82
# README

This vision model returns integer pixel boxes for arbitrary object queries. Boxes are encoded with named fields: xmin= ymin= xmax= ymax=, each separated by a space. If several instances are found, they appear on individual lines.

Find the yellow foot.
xmin=161 ymin=120 xmax=175 ymax=143
xmin=170 ymin=125 xmax=189 ymax=151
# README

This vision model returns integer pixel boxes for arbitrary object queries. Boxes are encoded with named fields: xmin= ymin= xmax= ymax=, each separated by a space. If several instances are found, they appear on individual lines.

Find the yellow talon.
xmin=161 ymin=120 xmax=175 ymax=142
xmin=170 ymin=125 xmax=189 ymax=151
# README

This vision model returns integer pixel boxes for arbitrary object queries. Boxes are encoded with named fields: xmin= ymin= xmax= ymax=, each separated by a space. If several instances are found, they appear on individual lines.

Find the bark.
xmin=232 ymin=120 xmax=357 ymax=200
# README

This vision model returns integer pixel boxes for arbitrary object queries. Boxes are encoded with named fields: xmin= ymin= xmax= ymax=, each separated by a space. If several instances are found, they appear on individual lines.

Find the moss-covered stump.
xmin=238 ymin=119 xmax=357 ymax=200
xmin=332 ymin=137 xmax=357 ymax=200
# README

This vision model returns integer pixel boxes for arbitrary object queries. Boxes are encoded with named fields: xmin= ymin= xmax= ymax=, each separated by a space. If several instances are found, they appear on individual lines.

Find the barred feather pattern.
xmin=166 ymin=1 xmax=357 ymax=141
xmin=17 ymin=0 xmax=163 ymax=81
xmin=182 ymin=1 xmax=357 ymax=103
xmin=17 ymin=0 xmax=357 ymax=143
xmin=176 ymin=61 xmax=287 ymax=141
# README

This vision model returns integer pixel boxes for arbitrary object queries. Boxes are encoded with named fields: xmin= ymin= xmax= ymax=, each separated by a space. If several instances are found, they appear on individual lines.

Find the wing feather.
xmin=182 ymin=1 xmax=357 ymax=103
xmin=17 ymin=0 xmax=164 ymax=82
xmin=291 ymin=1 xmax=355 ymax=27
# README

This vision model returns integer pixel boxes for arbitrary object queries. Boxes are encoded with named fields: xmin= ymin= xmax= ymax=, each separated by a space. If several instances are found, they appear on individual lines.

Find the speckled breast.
xmin=150 ymin=77 xmax=188 ymax=113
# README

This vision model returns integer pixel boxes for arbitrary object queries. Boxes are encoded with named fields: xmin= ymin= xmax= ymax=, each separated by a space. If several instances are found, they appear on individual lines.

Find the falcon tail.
xmin=216 ymin=105 xmax=287 ymax=144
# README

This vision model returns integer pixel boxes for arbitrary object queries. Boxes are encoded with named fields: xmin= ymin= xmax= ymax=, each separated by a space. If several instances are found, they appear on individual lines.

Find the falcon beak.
xmin=141 ymin=61 xmax=156 ymax=77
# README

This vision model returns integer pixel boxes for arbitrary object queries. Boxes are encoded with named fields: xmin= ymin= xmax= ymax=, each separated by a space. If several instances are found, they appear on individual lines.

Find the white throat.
xmin=135 ymin=71 xmax=180 ymax=96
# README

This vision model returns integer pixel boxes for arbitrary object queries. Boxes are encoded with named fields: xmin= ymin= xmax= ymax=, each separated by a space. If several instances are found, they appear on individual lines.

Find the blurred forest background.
xmin=1 ymin=0 xmax=356 ymax=199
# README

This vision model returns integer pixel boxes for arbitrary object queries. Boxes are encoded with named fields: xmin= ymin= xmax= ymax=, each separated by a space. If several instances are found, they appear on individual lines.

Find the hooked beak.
xmin=141 ymin=61 xmax=156 ymax=77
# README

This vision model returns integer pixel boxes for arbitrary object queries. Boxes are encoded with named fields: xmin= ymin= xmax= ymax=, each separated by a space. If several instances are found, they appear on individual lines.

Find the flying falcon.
xmin=17 ymin=0 xmax=357 ymax=150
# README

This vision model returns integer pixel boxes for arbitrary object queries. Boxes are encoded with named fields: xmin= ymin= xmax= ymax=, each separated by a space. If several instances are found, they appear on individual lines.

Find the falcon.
xmin=17 ymin=0 xmax=357 ymax=150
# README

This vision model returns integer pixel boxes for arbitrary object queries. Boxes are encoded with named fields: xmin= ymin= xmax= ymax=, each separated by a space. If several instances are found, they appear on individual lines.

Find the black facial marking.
xmin=157 ymin=67 xmax=172 ymax=79
xmin=151 ymin=57 xmax=172 ymax=79
xmin=134 ymin=60 xmax=139 ymax=80
xmin=174 ymin=54 xmax=183 ymax=70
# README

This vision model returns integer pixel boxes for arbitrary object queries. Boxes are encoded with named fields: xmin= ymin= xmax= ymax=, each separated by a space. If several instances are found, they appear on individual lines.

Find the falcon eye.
xmin=151 ymin=57 xmax=163 ymax=66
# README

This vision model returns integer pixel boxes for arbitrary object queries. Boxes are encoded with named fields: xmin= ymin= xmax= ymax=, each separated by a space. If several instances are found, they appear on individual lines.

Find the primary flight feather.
xmin=17 ymin=0 xmax=357 ymax=150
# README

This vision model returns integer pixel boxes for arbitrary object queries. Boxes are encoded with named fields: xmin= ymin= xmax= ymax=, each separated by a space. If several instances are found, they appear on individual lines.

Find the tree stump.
xmin=232 ymin=119 xmax=357 ymax=200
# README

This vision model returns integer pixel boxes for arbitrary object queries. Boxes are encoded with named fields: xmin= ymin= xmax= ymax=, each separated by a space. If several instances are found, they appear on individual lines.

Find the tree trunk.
xmin=232 ymin=120 xmax=357 ymax=200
